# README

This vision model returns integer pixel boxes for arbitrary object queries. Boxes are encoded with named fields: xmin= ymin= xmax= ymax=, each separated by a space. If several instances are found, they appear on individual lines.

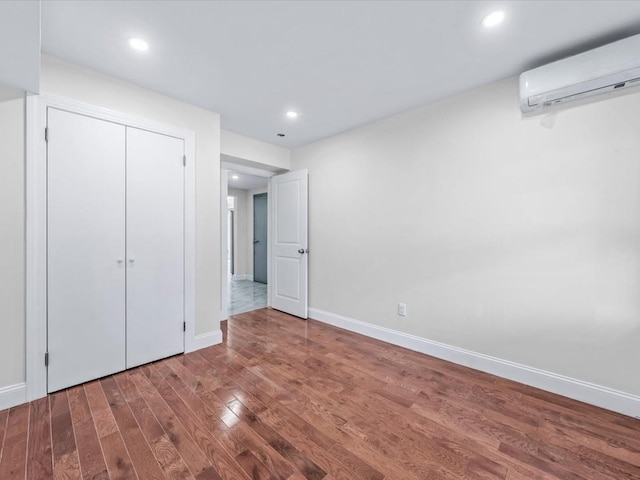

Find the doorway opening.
xmin=221 ymin=162 xmax=308 ymax=321
xmin=226 ymin=171 xmax=270 ymax=315
xmin=253 ymin=192 xmax=268 ymax=284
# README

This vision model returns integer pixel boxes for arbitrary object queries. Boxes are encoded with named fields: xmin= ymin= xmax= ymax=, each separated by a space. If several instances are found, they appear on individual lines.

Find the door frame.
xmin=228 ymin=209 xmax=235 ymax=276
xmin=26 ymin=94 xmax=197 ymax=402
xmin=220 ymin=162 xmax=276 ymax=319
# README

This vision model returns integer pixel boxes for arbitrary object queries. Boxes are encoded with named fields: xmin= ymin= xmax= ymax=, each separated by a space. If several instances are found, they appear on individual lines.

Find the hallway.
xmin=229 ymin=278 xmax=267 ymax=315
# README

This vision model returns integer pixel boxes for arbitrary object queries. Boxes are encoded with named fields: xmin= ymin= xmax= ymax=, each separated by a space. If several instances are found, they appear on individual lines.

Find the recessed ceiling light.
xmin=286 ymin=111 xmax=298 ymax=118
xmin=128 ymin=37 xmax=149 ymax=51
xmin=231 ymin=175 xmax=239 ymax=180
xmin=482 ymin=10 xmax=505 ymax=28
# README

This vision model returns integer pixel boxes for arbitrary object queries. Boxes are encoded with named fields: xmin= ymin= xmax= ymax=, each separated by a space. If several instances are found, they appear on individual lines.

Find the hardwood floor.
xmin=1 ymin=308 xmax=640 ymax=479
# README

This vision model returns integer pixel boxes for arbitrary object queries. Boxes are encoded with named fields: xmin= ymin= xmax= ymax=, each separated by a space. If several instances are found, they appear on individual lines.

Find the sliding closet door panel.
xmin=47 ymin=108 xmax=126 ymax=392
xmin=126 ymin=127 xmax=184 ymax=368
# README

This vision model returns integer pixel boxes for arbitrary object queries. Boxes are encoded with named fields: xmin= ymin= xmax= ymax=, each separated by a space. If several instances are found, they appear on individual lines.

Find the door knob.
xmin=298 ymin=249 xmax=305 ymax=254
xmin=116 ymin=258 xmax=124 ymax=264
xmin=128 ymin=258 xmax=136 ymax=263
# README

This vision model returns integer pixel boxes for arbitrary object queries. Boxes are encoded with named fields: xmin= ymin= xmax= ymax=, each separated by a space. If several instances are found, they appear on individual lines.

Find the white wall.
xmin=228 ymin=187 xmax=249 ymax=277
xmin=221 ymin=130 xmax=291 ymax=171
xmin=0 ymin=93 xmax=25 ymax=388
xmin=0 ymin=1 xmax=40 ymax=93
xmin=41 ymin=55 xmax=221 ymax=334
xmin=292 ymin=76 xmax=640 ymax=397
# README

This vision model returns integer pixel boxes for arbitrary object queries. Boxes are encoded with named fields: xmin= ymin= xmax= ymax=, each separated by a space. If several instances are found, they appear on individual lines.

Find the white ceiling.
xmin=40 ymin=1 xmax=640 ymax=149
xmin=228 ymin=171 xmax=269 ymax=191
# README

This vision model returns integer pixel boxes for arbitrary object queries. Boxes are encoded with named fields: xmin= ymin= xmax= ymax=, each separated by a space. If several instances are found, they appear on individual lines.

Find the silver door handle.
xmin=298 ymin=249 xmax=304 ymax=254
xmin=298 ymin=249 xmax=309 ymax=254
xmin=128 ymin=258 xmax=136 ymax=263
xmin=117 ymin=258 xmax=124 ymax=264
xmin=254 ymin=240 xmax=259 ymax=243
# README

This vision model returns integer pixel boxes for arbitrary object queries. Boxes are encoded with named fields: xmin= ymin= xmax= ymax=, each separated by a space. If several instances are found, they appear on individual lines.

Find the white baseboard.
xmin=232 ymin=274 xmax=254 ymax=281
xmin=186 ymin=329 xmax=223 ymax=353
xmin=0 ymin=382 xmax=27 ymax=411
xmin=308 ymin=308 xmax=640 ymax=419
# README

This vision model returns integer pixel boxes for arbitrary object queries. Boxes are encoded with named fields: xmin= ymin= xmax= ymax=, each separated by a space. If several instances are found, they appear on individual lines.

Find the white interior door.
xmin=47 ymin=108 xmax=126 ymax=392
xmin=270 ymin=169 xmax=308 ymax=318
xmin=126 ymin=127 xmax=185 ymax=368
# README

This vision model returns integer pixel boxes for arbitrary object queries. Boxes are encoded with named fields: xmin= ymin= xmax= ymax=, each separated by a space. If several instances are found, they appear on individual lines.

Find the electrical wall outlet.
xmin=398 ymin=303 xmax=407 ymax=317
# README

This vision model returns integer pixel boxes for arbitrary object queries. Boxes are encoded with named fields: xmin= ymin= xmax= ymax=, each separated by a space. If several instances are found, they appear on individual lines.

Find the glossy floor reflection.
xmin=229 ymin=278 xmax=267 ymax=315
xmin=2 ymin=310 xmax=640 ymax=479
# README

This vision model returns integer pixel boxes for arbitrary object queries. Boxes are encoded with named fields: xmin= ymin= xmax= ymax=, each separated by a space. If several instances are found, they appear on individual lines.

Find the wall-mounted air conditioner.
xmin=520 ymin=33 xmax=640 ymax=113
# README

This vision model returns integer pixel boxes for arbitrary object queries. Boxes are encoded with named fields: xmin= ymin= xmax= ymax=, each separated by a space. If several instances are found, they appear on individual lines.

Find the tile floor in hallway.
xmin=229 ymin=278 xmax=267 ymax=315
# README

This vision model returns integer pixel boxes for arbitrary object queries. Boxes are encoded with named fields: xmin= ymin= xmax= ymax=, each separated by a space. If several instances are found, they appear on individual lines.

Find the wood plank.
xmin=227 ymin=398 xmax=326 ymax=480
xmin=163 ymin=356 xmax=325 ymax=479
xmin=84 ymin=380 xmax=119 ymax=439
xmin=50 ymin=391 xmax=82 ymax=480
xmin=115 ymin=373 xmax=193 ymax=480
xmin=142 ymin=363 xmax=252 ymax=480
xmin=0 ymin=408 xmax=9 ymax=464
xmin=85 ymin=380 xmax=136 ymax=480
xmin=50 ymin=392 xmax=74 ymax=460
xmin=68 ymin=385 xmax=92 ymax=425
xmin=26 ymin=397 xmax=54 ymax=480
xmin=3 ymin=308 xmax=640 ymax=480
xmin=249 ymin=363 xmax=451 ymax=478
xmin=100 ymin=431 xmax=137 ymax=480
xmin=234 ymin=448 xmax=278 ymax=480
xmin=68 ymin=382 xmax=109 ymax=480
xmin=128 ymin=368 xmax=220 ymax=478
xmin=195 ymin=344 xmax=400 ymax=478
xmin=101 ymin=376 xmax=166 ymax=480
xmin=73 ymin=418 xmax=110 ymax=480
xmin=0 ymin=404 xmax=30 ymax=480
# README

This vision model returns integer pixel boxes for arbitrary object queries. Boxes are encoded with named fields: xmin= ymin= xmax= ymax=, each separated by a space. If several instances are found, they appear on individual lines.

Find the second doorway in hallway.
xmin=253 ymin=192 xmax=268 ymax=284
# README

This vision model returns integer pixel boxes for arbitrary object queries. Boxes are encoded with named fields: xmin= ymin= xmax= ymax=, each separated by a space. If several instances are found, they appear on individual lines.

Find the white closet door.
xmin=47 ymin=108 xmax=126 ymax=393
xmin=126 ymin=127 xmax=185 ymax=368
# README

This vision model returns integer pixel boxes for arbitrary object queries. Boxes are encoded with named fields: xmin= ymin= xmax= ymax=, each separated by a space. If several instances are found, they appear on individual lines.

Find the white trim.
xmin=232 ymin=274 xmax=254 ymax=281
xmin=26 ymin=93 xmax=48 ymax=401
xmin=182 ymin=120 xmax=198 ymax=355
xmin=0 ymin=383 xmax=27 ymax=411
xmin=186 ymin=330 xmax=223 ymax=353
xmin=34 ymin=95 xmax=196 ymax=139
xmin=267 ymin=181 xmax=272 ymax=308
xmin=308 ymin=308 xmax=640 ymax=419
xmin=220 ymin=169 xmax=229 ymax=322
xmin=26 ymin=93 xmax=203 ymax=402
